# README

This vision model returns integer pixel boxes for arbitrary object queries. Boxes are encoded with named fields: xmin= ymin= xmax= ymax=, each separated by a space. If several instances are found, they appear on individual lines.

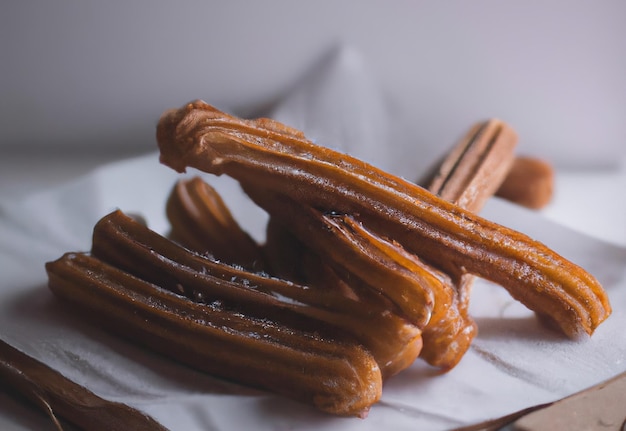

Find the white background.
xmin=2 ymin=1 xmax=625 ymax=170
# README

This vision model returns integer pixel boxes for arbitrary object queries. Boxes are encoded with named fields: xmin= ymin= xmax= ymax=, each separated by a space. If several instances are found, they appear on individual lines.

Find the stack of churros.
xmin=44 ymin=100 xmax=611 ymax=417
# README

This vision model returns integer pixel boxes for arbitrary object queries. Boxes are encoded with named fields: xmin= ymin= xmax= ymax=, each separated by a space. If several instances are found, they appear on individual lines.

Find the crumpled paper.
xmin=1 ymin=46 xmax=625 ymax=431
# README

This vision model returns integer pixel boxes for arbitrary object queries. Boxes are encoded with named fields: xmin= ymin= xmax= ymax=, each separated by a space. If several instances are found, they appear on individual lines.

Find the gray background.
xmin=2 ymin=1 xmax=625 ymax=170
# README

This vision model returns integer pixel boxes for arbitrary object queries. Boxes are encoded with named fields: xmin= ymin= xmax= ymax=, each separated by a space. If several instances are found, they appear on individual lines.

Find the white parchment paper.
xmin=1 ymin=46 xmax=625 ymax=430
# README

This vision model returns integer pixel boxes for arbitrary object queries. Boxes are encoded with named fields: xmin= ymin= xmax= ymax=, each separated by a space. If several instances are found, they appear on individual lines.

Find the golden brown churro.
xmin=496 ymin=156 xmax=555 ymax=209
xmin=46 ymin=247 xmax=382 ymax=417
xmin=242 ymin=186 xmax=474 ymax=369
xmin=421 ymin=119 xmax=518 ymax=213
xmin=166 ymin=177 xmax=265 ymax=269
xmin=157 ymin=100 xmax=610 ymax=339
xmin=91 ymin=210 xmax=422 ymax=380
